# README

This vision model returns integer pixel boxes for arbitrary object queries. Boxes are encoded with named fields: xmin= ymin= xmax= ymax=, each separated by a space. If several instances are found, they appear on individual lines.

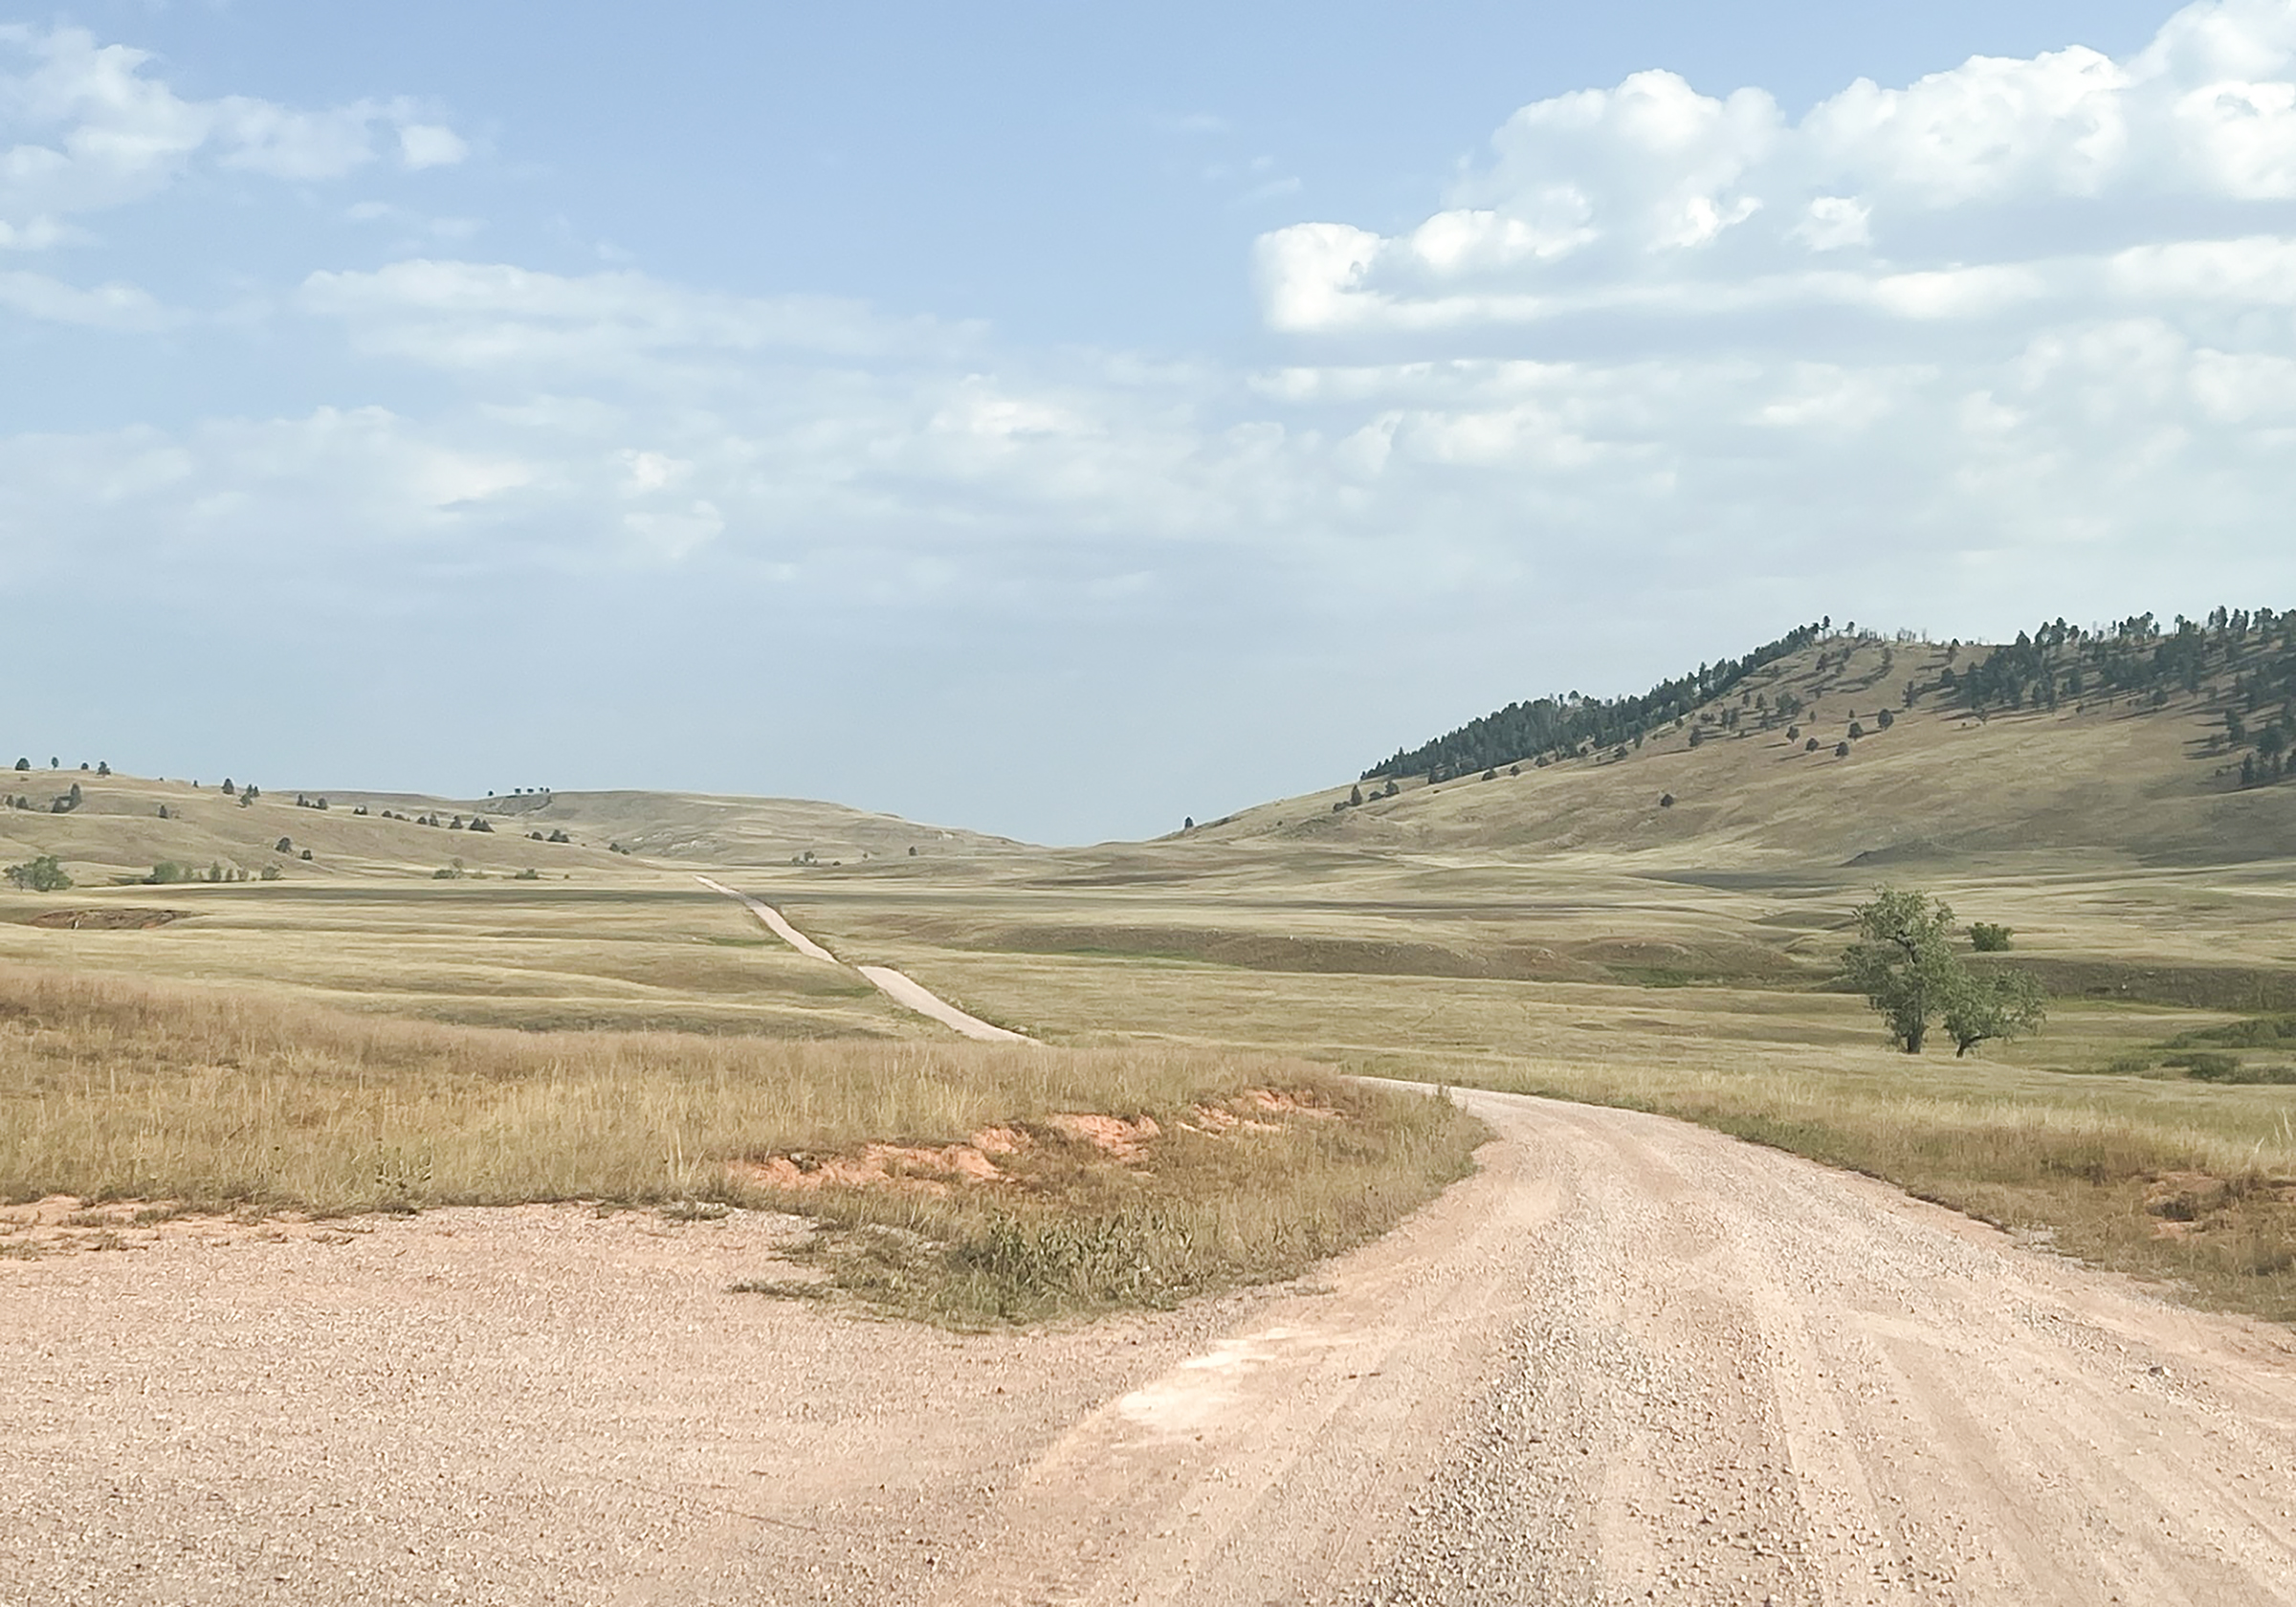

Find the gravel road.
xmin=697 ymin=875 xmax=1029 ymax=1043
xmin=6 ymin=1090 xmax=2291 ymax=1605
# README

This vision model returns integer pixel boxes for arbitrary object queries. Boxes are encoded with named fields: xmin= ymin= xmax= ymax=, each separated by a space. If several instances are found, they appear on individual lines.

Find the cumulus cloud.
xmin=0 ymin=24 xmax=465 ymax=251
xmin=9 ymin=1 xmax=2296 ymax=827
xmin=1257 ymin=0 xmax=2296 ymax=335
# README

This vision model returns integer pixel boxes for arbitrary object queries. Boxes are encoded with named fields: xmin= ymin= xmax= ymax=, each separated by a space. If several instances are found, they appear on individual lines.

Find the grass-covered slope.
xmin=0 ymin=766 xmax=1016 ymax=889
xmin=1208 ymin=616 xmax=2296 ymax=866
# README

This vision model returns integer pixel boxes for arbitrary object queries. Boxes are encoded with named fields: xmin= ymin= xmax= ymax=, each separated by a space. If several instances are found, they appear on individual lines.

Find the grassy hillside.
xmin=1205 ymin=629 xmax=2296 ymax=866
xmin=0 ymin=768 xmax=1015 ymax=889
xmin=5 ymin=613 xmax=2291 ymax=1324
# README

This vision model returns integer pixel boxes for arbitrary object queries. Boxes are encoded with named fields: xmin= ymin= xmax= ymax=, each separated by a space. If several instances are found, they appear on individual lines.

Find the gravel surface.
xmin=6 ymin=1090 xmax=2292 ymax=1606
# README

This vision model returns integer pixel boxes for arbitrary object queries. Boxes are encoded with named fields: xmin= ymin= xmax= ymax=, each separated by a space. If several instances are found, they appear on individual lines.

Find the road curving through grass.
xmin=698 ymin=873 xmax=1029 ymax=1043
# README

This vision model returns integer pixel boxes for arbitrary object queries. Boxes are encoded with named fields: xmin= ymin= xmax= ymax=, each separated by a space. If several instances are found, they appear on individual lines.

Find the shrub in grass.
xmin=4 ymin=855 xmax=72 ymax=892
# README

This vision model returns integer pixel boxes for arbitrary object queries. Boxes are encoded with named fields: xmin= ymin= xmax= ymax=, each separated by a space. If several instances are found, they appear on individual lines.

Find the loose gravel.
xmin=6 ymin=1090 xmax=2292 ymax=1606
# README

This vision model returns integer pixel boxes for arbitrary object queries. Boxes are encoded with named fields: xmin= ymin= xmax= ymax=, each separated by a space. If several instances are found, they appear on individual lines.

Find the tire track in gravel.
xmin=9 ymin=1086 xmax=2291 ymax=1605
xmin=929 ymin=1087 xmax=2296 ymax=1607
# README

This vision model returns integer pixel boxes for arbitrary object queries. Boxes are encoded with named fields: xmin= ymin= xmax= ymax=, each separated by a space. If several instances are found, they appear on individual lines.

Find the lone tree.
xmin=1842 ymin=889 xmax=1963 ymax=1053
xmin=1842 ymin=888 xmax=2047 ymax=1055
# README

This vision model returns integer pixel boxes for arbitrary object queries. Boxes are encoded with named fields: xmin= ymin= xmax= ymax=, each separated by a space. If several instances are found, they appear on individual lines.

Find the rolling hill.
xmin=0 ymin=768 xmax=1014 ymax=889
xmin=1201 ymin=617 xmax=2296 ymax=868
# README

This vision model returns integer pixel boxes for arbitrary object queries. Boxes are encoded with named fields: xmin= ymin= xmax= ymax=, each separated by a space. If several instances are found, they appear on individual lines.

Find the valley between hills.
xmin=4 ymin=617 xmax=2294 ymax=1603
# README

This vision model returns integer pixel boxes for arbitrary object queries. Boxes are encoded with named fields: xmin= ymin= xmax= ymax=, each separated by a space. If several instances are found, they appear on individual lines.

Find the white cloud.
xmin=396 ymin=123 xmax=468 ymax=169
xmin=8 ymin=2 xmax=2296 ymax=832
xmin=0 ymin=268 xmax=166 ymax=327
xmin=0 ymin=24 xmax=466 ymax=250
xmin=1257 ymin=0 xmax=2296 ymax=336
xmin=299 ymin=259 xmax=981 ymax=378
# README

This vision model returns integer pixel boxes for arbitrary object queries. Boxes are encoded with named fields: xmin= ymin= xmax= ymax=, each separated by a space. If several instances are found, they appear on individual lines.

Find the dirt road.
xmin=6 ymin=1090 xmax=2292 ymax=1605
xmin=697 ymin=874 xmax=1028 ymax=1043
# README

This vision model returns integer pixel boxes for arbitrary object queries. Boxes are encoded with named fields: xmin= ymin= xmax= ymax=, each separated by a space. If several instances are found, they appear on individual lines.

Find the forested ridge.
xmin=1363 ymin=621 xmax=1826 ymax=781
xmin=1933 ymin=607 xmax=2296 ymax=788
xmin=1365 ymin=606 xmax=2296 ymax=787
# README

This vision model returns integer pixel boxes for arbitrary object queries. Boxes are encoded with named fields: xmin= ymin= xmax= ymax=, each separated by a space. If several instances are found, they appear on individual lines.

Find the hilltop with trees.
xmin=1184 ymin=605 xmax=2296 ymax=866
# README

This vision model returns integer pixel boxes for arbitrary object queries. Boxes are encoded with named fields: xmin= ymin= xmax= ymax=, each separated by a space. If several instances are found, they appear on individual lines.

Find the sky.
xmin=5 ymin=0 xmax=2292 ymax=843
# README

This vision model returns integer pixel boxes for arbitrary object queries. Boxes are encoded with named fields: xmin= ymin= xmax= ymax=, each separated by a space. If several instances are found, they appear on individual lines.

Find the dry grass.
xmin=1459 ymin=1055 xmax=2296 ymax=1323
xmin=0 ymin=961 xmax=1481 ymax=1322
xmin=854 ymin=946 xmax=2296 ymax=1323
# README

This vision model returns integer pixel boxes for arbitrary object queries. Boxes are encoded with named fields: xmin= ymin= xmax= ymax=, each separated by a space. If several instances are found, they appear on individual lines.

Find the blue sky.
xmin=5 ymin=0 xmax=2287 ymax=841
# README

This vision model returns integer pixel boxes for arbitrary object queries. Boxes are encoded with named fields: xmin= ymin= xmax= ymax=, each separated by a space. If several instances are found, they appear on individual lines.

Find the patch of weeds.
xmin=726 ymin=1275 xmax=838 ymax=1300
xmin=1606 ymin=965 xmax=1702 ymax=988
xmin=660 ymin=1200 xmax=733 ymax=1222
xmin=2171 ymin=1015 xmax=2296 ymax=1050
xmin=2195 ymin=1061 xmax=2296 ymax=1085
xmin=0 ymin=1239 xmax=42 ymax=1260
xmin=2163 ymin=1049 xmax=2296 ymax=1084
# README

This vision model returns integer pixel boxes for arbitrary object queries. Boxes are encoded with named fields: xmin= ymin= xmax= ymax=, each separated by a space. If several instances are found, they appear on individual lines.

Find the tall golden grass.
xmin=1463 ymin=1055 xmax=2296 ymax=1322
xmin=0 ymin=961 xmax=1482 ymax=1320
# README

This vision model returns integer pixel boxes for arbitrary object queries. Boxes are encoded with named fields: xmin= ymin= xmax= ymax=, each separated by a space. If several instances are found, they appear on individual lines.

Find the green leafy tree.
xmin=1844 ymin=890 xmax=2048 ymax=1055
xmin=1969 ymin=921 xmax=2013 ymax=952
xmin=5 ymin=855 xmax=72 ymax=892
xmin=1841 ymin=890 xmax=1964 ymax=1053
xmin=11 ymin=759 xmax=26 ymax=772
xmin=1942 ymin=969 xmax=2048 ymax=1057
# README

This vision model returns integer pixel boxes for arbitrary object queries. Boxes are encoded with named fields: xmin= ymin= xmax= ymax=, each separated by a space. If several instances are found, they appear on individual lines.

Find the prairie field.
xmin=5 ymin=635 xmax=2295 ymax=1320
xmin=0 ymin=959 xmax=1479 ymax=1323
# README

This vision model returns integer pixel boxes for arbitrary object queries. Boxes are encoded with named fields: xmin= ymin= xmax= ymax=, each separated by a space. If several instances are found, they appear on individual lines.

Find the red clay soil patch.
xmin=733 ymin=1136 xmax=1023 ymax=1196
xmin=1046 ymin=1112 xmax=1160 ymax=1159
xmin=25 ymin=908 xmax=188 ymax=931
xmin=2142 ymin=1171 xmax=2296 ymax=1242
xmin=730 ymin=1091 xmax=1345 ymax=1199
xmin=1241 ymin=1089 xmax=1341 ymax=1119
xmin=2146 ymin=1171 xmax=2234 ymax=1223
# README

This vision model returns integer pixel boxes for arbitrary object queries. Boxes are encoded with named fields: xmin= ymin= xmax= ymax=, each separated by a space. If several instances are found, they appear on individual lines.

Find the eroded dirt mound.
xmin=24 ymin=908 xmax=187 ymax=931
xmin=2142 ymin=1169 xmax=2296 ymax=1244
xmin=729 ymin=1090 xmax=1340 ymax=1197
